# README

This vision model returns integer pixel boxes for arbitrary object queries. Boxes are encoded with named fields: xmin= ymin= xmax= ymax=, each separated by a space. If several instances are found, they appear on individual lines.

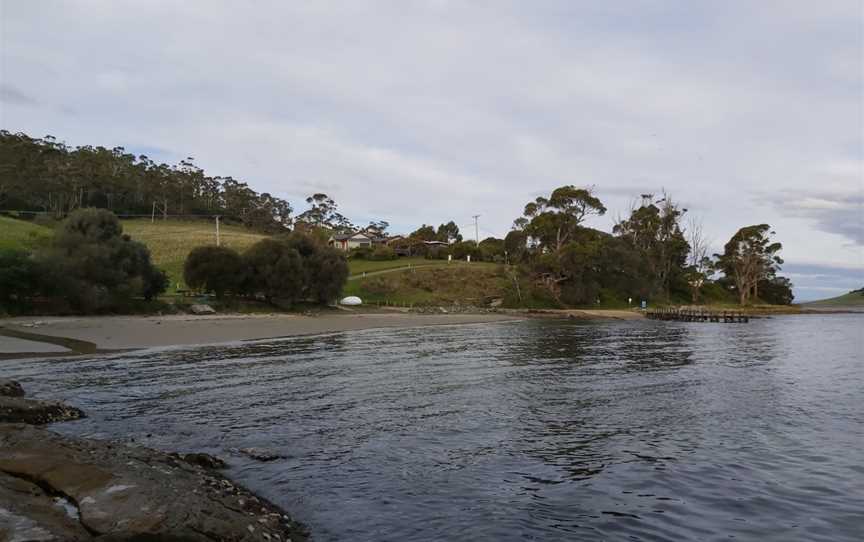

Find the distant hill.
xmin=805 ymin=288 xmax=864 ymax=306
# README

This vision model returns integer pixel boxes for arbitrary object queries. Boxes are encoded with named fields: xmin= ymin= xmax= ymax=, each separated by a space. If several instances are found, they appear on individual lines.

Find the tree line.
xmin=0 ymin=131 xmax=292 ymax=232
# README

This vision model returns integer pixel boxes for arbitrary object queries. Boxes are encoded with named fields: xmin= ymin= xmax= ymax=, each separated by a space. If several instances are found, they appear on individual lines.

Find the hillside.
xmin=120 ymin=219 xmax=268 ymax=289
xmin=805 ymin=288 xmax=864 ymax=307
xmin=0 ymin=216 xmax=52 ymax=250
xmin=343 ymin=263 xmax=509 ymax=306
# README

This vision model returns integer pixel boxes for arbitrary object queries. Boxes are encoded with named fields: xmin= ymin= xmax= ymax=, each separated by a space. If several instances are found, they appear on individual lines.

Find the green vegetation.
xmin=343 ymin=264 xmax=506 ymax=306
xmin=1 ymin=209 xmax=167 ymax=314
xmin=0 ymin=216 xmax=52 ymax=250
xmin=805 ymin=288 xmax=864 ymax=306
xmin=348 ymin=257 xmax=435 ymax=276
xmin=122 ymin=219 xmax=266 ymax=289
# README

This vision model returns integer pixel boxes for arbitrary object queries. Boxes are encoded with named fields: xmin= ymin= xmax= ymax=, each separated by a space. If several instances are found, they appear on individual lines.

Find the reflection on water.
xmin=3 ymin=315 xmax=863 ymax=541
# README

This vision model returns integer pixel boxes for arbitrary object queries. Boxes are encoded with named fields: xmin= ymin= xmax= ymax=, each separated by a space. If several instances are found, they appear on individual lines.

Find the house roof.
xmin=331 ymin=232 xmax=373 ymax=241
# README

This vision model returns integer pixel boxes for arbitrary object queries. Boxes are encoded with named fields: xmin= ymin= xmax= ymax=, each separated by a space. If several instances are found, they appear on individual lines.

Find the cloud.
xmin=782 ymin=261 xmax=864 ymax=301
xmin=0 ymin=0 xmax=861 ymax=270
xmin=770 ymin=190 xmax=864 ymax=246
xmin=0 ymin=84 xmax=38 ymax=106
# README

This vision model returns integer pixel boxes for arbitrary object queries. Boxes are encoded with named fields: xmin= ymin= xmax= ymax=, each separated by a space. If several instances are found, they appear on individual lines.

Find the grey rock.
xmin=0 ymin=379 xmax=25 ymax=398
xmin=0 ymin=423 xmax=307 ymax=541
xmin=0 ymin=396 xmax=85 ymax=424
xmin=189 ymin=304 xmax=216 ymax=315
xmin=236 ymin=447 xmax=287 ymax=462
xmin=173 ymin=452 xmax=227 ymax=470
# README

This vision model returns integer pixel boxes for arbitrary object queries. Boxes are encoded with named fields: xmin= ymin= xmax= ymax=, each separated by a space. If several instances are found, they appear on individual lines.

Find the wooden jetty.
xmin=645 ymin=307 xmax=750 ymax=323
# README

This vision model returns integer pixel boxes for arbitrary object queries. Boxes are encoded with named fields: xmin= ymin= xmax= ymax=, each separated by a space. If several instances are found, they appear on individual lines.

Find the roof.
xmin=331 ymin=232 xmax=373 ymax=241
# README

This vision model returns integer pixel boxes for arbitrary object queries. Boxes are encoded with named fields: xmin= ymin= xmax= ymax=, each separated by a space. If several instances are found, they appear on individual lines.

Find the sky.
xmin=1 ymin=0 xmax=861 ymax=301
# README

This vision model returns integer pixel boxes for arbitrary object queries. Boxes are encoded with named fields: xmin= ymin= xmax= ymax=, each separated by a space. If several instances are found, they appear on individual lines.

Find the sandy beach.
xmin=0 ymin=311 xmax=527 ymax=356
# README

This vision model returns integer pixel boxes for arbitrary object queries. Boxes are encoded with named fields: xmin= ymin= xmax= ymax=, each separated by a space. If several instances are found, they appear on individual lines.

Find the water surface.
xmin=4 ymin=315 xmax=863 ymax=541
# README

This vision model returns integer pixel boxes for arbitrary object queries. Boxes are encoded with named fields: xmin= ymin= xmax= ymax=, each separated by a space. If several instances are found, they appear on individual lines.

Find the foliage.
xmin=243 ymin=233 xmax=348 ymax=305
xmin=295 ymin=193 xmax=353 ymax=233
xmin=436 ymin=221 xmax=462 ymax=243
xmin=0 ymin=249 xmax=42 ymax=313
xmin=522 ymin=185 xmax=606 ymax=252
xmin=715 ymin=224 xmax=784 ymax=305
xmin=613 ymin=193 xmax=689 ymax=300
xmin=183 ymin=246 xmax=245 ymax=298
xmin=370 ymin=245 xmax=397 ymax=261
xmin=0 ymin=131 xmax=291 ymax=232
xmin=38 ymin=209 xmax=167 ymax=312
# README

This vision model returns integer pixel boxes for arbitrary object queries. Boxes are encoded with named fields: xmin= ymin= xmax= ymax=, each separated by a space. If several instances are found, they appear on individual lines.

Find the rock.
xmin=0 ymin=471 xmax=91 ymax=541
xmin=0 ymin=396 xmax=85 ymax=425
xmin=0 ymin=379 xmax=25 ymax=398
xmin=189 ymin=304 xmax=216 ymax=315
xmin=339 ymin=296 xmax=362 ymax=306
xmin=173 ymin=452 xmax=227 ymax=470
xmin=236 ymin=447 xmax=287 ymax=462
xmin=0 ymin=423 xmax=307 ymax=541
xmin=489 ymin=298 xmax=504 ymax=308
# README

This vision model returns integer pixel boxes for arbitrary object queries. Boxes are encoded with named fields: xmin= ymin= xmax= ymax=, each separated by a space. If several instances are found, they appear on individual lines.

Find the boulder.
xmin=0 ymin=379 xmax=24 ymax=398
xmin=189 ymin=304 xmax=216 ymax=315
xmin=0 ymin=423 xmax=307 ymax=541
xmin=236 ymin=447 xmax=287 ymax=462
xmin=0 ymin=396 xmax=84 ymax=424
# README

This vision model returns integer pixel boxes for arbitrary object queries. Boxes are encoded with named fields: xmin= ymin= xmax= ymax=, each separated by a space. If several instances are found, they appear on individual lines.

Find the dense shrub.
xmin=39 ymin=209 xmax=167 ymax=312
xmin=349 ymin=246 xmax=372 ymax=260
xmin=243 ymin=239 xmax=305 ymax=303
xmin=0 ymin=249 xmax=42 ymax=313
xmin=370 ymin=245 xmax=397 ymax=261
xmin=184 ymin=246 xmax=246 ymax=298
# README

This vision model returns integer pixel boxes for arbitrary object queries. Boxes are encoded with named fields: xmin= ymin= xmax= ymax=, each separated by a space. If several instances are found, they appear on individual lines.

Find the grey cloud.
xmin=771 ymin=191 xmax=864 ymax=246
xmin=0 ymin=84 xmax=38 ymax=106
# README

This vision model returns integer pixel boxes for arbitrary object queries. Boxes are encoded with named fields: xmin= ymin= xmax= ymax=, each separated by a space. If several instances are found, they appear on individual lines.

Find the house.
xmin=328 ymin=232 xmax=374 ymax=251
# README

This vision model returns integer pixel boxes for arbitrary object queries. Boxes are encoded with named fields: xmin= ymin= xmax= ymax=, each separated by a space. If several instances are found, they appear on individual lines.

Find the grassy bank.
xmin=0 ymin=216 xmax=52 ymax=250
xmin=343 ymin=263 xmax=508 ymax=306
xmin=804 ymin=289 xmax=864 ymax=307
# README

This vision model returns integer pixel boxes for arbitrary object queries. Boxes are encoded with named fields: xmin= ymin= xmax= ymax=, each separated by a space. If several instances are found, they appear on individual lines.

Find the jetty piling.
xmin=645 ymin=307 xmax=750 ymax=323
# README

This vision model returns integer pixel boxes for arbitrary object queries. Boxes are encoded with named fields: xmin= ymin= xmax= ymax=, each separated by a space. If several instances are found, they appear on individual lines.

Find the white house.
xmin=328 ymin=232 xmax=374 ymax=251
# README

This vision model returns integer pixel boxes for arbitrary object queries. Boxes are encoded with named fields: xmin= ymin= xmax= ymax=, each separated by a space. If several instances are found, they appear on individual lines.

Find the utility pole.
xmin=215 ymin=215 xmax=221 ymax=247
xmin=472 ymin=214 xmax=480 ymax=245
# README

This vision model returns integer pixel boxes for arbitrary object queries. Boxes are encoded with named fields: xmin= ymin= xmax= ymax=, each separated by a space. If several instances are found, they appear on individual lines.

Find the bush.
xmin=0 ymin=249 xmax=42 ymax=313
xmin=243 ymin=239 xmax=305 ymax=304
xmin=370 ymin=245 xmax=397 ymax=261
xmin=38 ymin=208 xmax=167 ymax=312
xmin=349 ymin=246 xmax=372 ymax=260
xmin=243 ymin=233 xmax=349 ymax=306
xmin=184 ymin=246 xmax=245 ymax=298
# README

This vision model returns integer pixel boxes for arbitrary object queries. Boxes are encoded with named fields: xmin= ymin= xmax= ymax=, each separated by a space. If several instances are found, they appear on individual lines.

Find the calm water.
xmin=3 ymin=315 xmax=863 ymax=541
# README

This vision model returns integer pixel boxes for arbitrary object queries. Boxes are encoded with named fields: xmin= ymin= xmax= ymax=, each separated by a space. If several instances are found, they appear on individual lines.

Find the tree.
xmin=522 ymin=186 xmax=606 ymax=252
xmin=364 ymin=220 xmax=390 ymax=239
xmin=685 ymin=216 xmax=712 ymax=303
xmin=613 ymin=192 xmax=689 ymax=300
xmin=436 ymin=221 xmax=462 ymax=243
xmin=295 ymin=193 xmax=353 ymax=232
xmin=183 ymin=246 xmax=245 ymax=298
xmin=305 ymin=246 xmax=349 ymax=303
xmin=503 ymin=230 xmax=528 ymax=264
xmin=38 ymin=208 xmax=166 ymax=312
xmin=715 ymin=224 xmax=784 ymax=305
xmin=409 ymin=224 xmax=437 ymax=241
xmin=243 ymin=239 xmax=305 ymax=304
xmin=0 ymin=249 xmax=42 ymax=313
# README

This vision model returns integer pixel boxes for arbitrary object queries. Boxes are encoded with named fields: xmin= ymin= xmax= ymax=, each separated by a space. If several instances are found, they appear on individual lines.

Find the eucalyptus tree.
xmin=522 ymin=185 xmax=607 ymax=252
xmin=715 ymin=224 xmax=784 ymax=305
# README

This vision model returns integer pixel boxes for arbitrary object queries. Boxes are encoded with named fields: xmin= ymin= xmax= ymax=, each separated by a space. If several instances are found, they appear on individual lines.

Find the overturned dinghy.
xmin=340 ymin=296 xmax=362 ymax=306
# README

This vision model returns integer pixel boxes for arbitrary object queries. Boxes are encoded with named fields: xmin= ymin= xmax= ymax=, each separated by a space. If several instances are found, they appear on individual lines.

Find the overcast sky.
xmin=1 ymin=1 xmax=861 ymax=300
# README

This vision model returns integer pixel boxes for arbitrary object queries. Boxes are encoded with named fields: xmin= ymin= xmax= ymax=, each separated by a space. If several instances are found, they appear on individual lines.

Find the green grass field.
xmin=120 ymin=219 xmax=268 ymax=289
xmin=805 ymin=289 xmax=864 ymax=306
xmin=0 ymin=216 xmax=52 ymax=251
xmin=347 ymin=257 xmax=446 ymax=276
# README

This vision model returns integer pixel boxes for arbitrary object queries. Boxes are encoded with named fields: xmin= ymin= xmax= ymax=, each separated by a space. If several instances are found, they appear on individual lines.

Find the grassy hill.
xmin=805 ymin=288 xmax=864 ymax=307
xmin=120 ymin=219 xmax=268 ymax=289
xmin=343 ymin=263 xmax=508 ymax=306
xmin=0 ymin=216 xmax=52 ymax=250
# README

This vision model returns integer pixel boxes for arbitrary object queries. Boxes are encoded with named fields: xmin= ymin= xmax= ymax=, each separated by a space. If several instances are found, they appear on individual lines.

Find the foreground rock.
xmin=0 ymin=379 xmax=25 ymax=397
xmin=0 ymin=423 xmax=307 ymax=541
xmin=0 ymin=396 xmax=85 ymax=424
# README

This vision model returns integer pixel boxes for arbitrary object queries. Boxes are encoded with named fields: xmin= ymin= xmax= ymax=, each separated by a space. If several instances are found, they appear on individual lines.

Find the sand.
xmin=0 ymin=312 xmax=523 ymax=355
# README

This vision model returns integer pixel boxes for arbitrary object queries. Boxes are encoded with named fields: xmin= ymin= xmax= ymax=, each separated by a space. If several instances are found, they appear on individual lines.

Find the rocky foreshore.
xmin=0 ymin=379 xmax=307 ymax=542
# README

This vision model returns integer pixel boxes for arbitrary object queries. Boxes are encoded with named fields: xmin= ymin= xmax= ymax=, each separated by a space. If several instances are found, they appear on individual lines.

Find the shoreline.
xmin=0 ymin=312 xmax=526 ymax=357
